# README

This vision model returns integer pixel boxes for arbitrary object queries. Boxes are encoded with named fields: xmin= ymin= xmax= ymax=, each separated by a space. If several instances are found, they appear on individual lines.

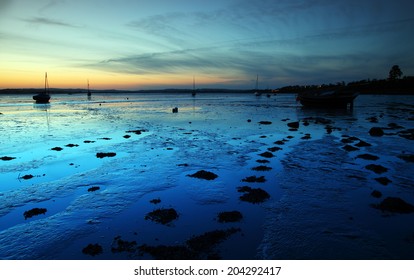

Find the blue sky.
xmin=1 ymin=0 xmax=414 ymax=89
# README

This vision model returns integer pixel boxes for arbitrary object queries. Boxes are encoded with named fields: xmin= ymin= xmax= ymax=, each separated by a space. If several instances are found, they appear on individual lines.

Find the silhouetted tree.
xmin=389 ymin=65 xmax=403 ymax=80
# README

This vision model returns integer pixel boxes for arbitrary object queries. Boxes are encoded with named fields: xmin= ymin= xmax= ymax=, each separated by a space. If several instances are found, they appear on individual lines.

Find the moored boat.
xmin=297 ymin=87 xmax=358 ymax=108
xmin=33 ymin=72 xmax=51 ymax=103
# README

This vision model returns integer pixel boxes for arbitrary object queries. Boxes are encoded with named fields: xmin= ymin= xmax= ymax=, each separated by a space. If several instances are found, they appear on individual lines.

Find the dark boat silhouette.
xmin=33 ymin=72 xmax=51 ymax=103
xmin=297 ymin=87 xmax=358 ymax=108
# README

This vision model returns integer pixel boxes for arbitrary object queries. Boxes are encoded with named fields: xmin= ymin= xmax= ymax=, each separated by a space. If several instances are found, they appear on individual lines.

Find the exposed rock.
xmin=365 ymin=164 xmax=388 ymax=174
xmin=237 ymin=186 xmax=270 ymax=203
xmin=242 ymin=175 xmax=266 ymax=183
xmin=123 ymin=135 xmax=131 ymax=139
xmin=373 ymin=197 xmax=414 ymax=213
xmin=0 ymin=156 xmax=15 ymax=161
xmin=82 ymin=243 xmax=103 ymax=256
xmin=145 ymin=208 xmax=178 ymax=225
xmin=23 ymin=208 xmax=47 ymax=219
xmin=356 ymin=154 xmax=379 ymax=161
xmin=96 ymin=152 xmax=116 ymax=158
xmin=369 ymin=127 xmax=384 ymax=137
xmin=187 ymin=170 xmax=218 ymax=180
xmin=217 ymin=211 xmax=243 ymax=223
xmin=51 ymin=147 xmax=63 ymax=151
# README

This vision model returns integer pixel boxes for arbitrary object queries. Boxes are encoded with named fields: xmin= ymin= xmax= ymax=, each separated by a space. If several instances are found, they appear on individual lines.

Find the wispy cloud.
xmin=23 ymin=16 xmax=79 ymax=28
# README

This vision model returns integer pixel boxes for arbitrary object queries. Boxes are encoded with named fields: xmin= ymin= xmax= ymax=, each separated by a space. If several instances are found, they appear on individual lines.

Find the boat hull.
xmin=33 ymin=94 xmax=50 ymax=103
xmin=298 ymin=89 xmax=358 ymax=108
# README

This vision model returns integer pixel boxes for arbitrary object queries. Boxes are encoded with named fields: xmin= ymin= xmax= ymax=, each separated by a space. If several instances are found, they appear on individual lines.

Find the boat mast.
xmin=45 ymin=72 xmax=49 ymax=94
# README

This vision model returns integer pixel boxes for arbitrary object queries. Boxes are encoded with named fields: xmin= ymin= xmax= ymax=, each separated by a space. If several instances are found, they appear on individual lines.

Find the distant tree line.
xmin=278 ymin=65 xmax=414 ymax=94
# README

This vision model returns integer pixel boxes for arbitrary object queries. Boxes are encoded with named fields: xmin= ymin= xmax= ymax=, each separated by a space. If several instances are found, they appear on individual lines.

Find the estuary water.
xmin=0 ymin=92 xmax=413 ymax=259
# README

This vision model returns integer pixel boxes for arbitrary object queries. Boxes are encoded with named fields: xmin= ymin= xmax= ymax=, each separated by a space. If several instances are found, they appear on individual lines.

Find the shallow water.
xmin=0 ymin=92 xmax=413 ymax=259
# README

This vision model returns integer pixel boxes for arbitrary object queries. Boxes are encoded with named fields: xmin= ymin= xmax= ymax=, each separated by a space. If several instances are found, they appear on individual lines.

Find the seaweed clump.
xmin=82 ymin=243 xmax=103 ymax=256
xmin=242 ymin=175 xmax=266 ymax=183
xmin=88 ymin=186 xmax=100 ymax=192
xmin=237 ymin=186 xmax=270 ymax=203
xmin=372 ymin=197 xmax=414 ymax=213
xmin=138 ymin=228 xmax=240 ymax=260
xmin=187 ymin=170 xmax=218 ymax=180
xmin=111 ymin=236 xmax=137 ymax=253
xmin=145 ymin=208 xmax=178 ymax=225
xmin=1 ymin=156 xmax=15 ymax=161
xmin=217 ymin=211 xmax=243 ymax=223
xmin=96 ymin=152 xmax=116 ymax=158
xmin=23 ymin=208 xmax=47 ymax=219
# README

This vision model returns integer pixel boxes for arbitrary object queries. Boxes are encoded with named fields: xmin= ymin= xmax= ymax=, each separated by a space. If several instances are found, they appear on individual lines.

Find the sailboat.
xmin=191 ymin=76 xmax=196 ymax=96
xmin=33 ymin=72 xmax=51 ymax=103
xmin=254 ymin=74 xmax=261 ymax=96
xmin=87 ymin=79 xmax=91 ymax=97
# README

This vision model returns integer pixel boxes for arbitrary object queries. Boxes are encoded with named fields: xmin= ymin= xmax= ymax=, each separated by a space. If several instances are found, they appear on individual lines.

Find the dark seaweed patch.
xmin=356 ymin=154 xmax=379 ymax=161
xmin=398 ymin=154 xmax=414 ymax=163
xmin=186 ymin=228 xmax=241 ymax=252
xmin=88 ymin=186 xmax=100 ymax=192
xmin=21 ymin=174 xmax=34 ymax=180
xmin=242 ymin=175 xmax=266 ymax=183
xmin=145 ymin=208 xmax=178 ymax=225
xmin=65 ymin=143 xmax=79 ymax=147
xmin=96 ymin=152 xmax=116 ymax=158
xmin=150 ymin=198 xmax=161 ymax=204
xmin=217 ymin=211 xmax=243 ymax=223
xmin=51 ymin=147 xmax=63 ymax=151
xmin=138 ymin=228 xmax=240 ymax=260
xmin=23 ymin=208 xmax=47 ymax=219
xmin=251 ymin=165 xmax=272 ymax=171
xmin=138 ymin=244 xmax=197 ymax=260
xmin=258 ymin=151 xmax=274 ymax=158
xmin=187 ymin=170 xmax=218 ymax=180
xmin=237 ymin=186 xmax=270 ymax=203
xmin=1 ymin=156 xmax=15 ymax=161
xmin=375 ymin=177 xmax=392 ymax=185
xmin=82 ymin=243 xmax=103 ymax=256
xmin=365 ymin=164 xmax=388 ymax=174
xmin=111 ymin=236 xmax=137 ymax=253
xmin=372 ymin=197 xmax=414 ymax=213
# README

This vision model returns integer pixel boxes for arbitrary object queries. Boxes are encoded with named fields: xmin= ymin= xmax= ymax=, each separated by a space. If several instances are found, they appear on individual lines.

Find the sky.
xmin=1 ymin=0 xmax=414 ymax=90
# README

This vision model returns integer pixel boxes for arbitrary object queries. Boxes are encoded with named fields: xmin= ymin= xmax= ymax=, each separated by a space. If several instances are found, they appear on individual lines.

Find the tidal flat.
xmin=0 ymin=92 xmax=413 ymax=259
